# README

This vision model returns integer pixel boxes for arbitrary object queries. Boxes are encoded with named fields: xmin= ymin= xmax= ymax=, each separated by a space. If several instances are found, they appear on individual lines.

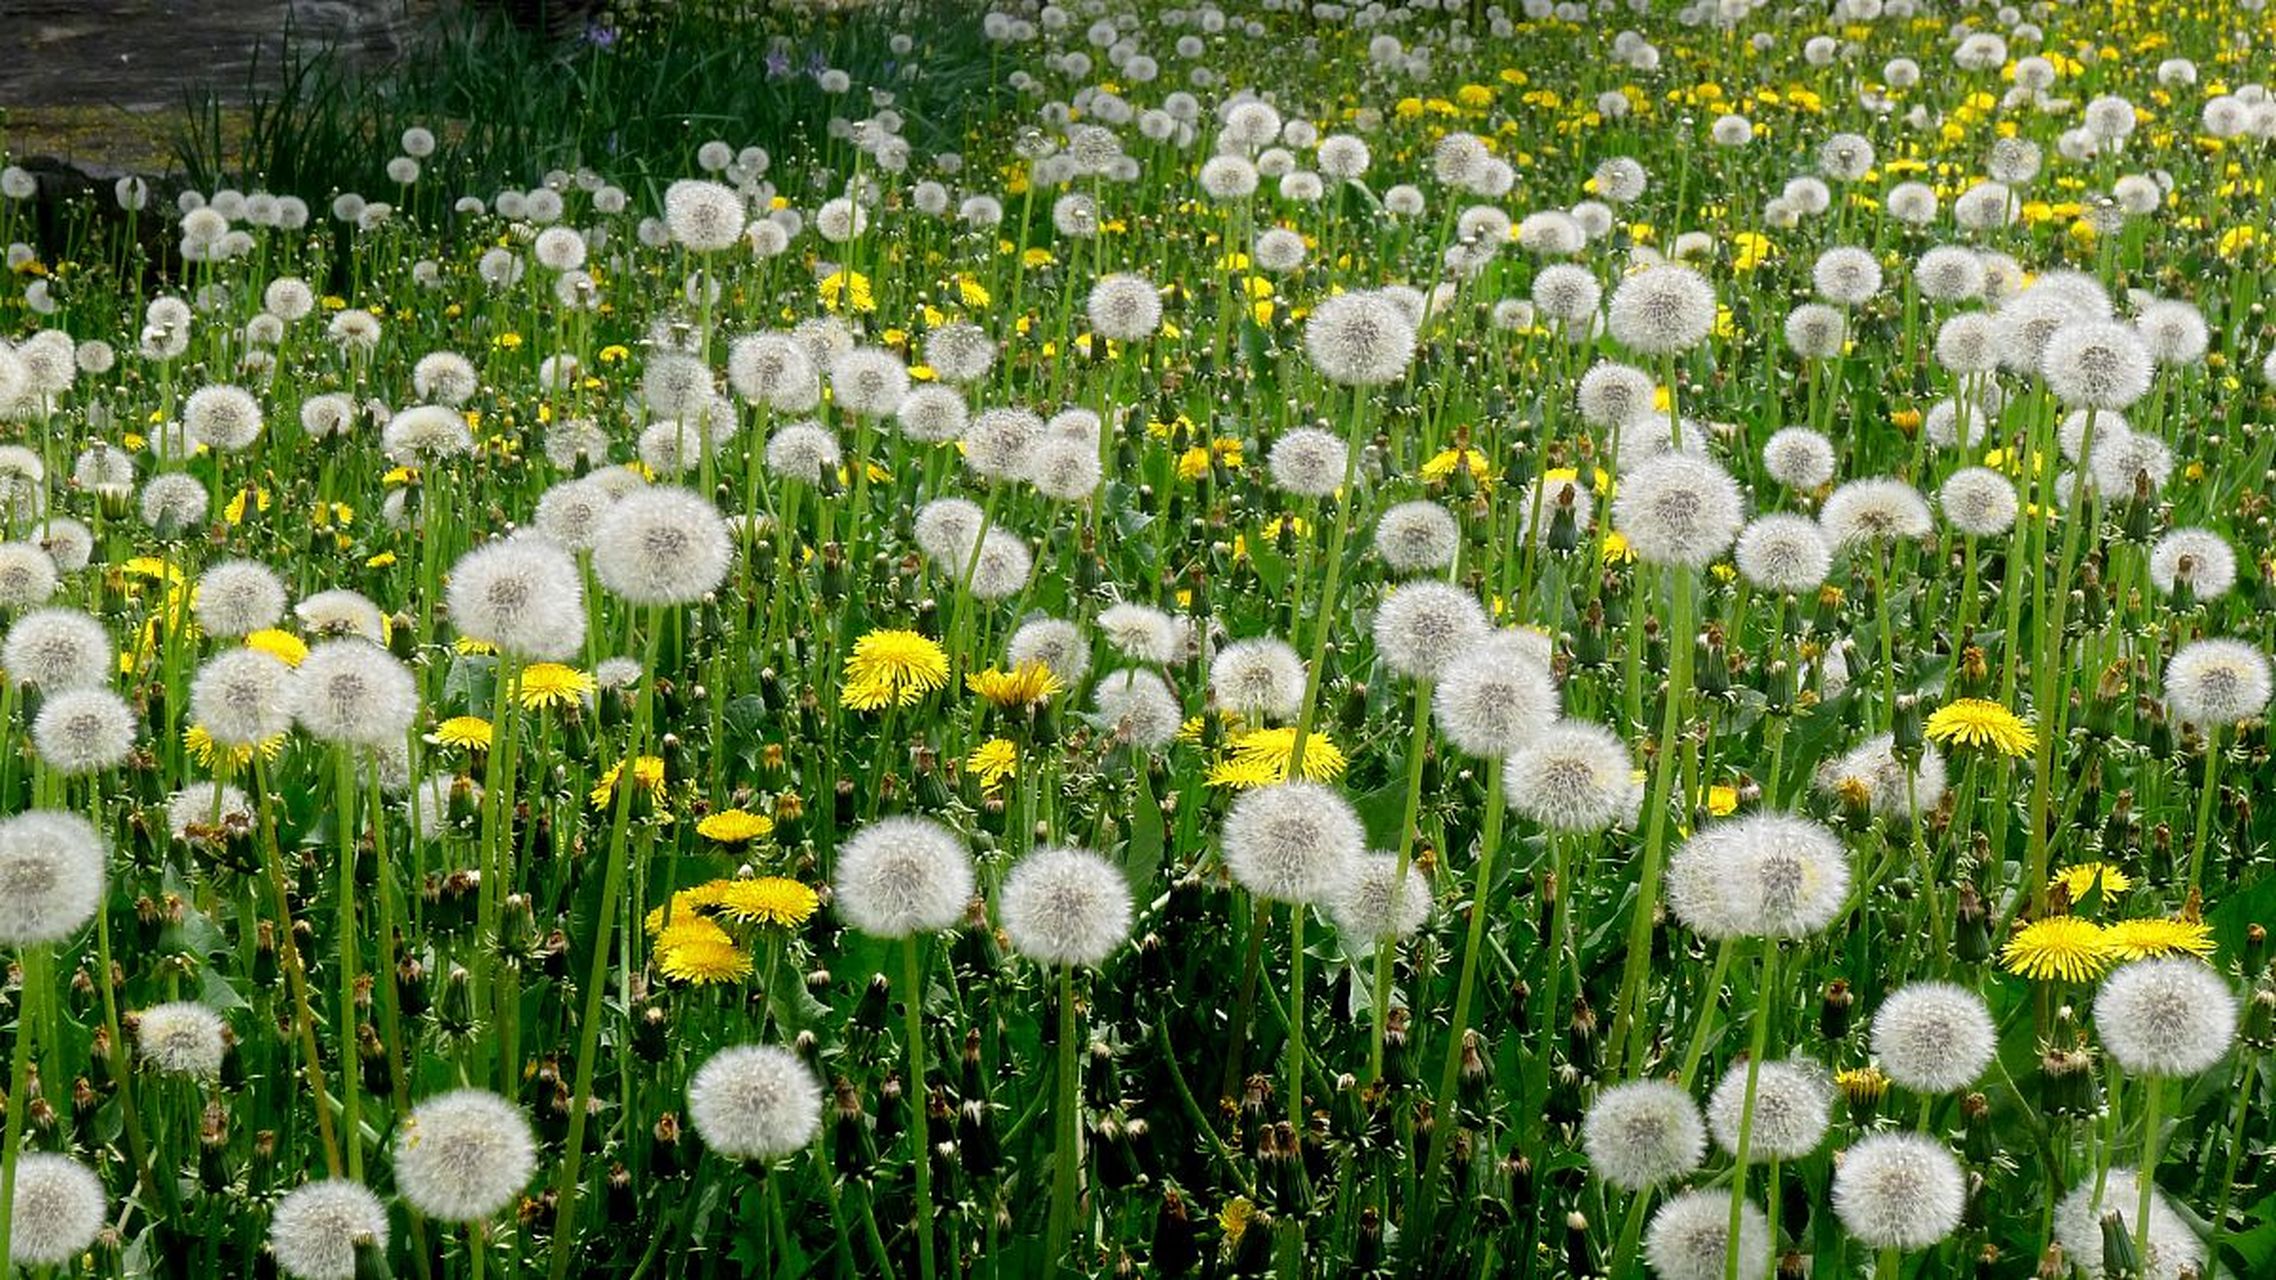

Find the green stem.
xmin=1047 ymin=964 xmax=1081 ymax=1272
xmin=0 ymin=945 xmax=45 ymax=1280
xmin=904 ymin=935 xmax=942 ymax=1280
xmin=1419 ymin=754 xmax=1507 ymax=1203
xmin=1725 ymin=942 xmax=1777 ymax=1280
xmin=1612 ymin=569 xmax=1696 ymax=1073
xmin=1369 ymin=679 xmax=1433 ymax=1085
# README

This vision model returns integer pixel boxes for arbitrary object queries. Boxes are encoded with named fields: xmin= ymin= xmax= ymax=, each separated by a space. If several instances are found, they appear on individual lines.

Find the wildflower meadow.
xmin=3 ymin=0 xmax=2276 ymax=1275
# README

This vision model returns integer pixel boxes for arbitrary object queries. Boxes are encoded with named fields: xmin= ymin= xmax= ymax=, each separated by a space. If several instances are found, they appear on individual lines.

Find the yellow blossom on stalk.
xmin=1219 ymin=1197 xmax=1258 ymax=1246
xmin=956 ymin=276 xmax=991 ymax=308
xmin=246 ymin=629 xmax=309 ymax=667
xmin=2001 ymin=916 xmax=2114 ymax=982
xmin=1177 ymin=437 xmax=1243 ymax=481
xmin=1421 ymin=446 xmax=1493 ymax=486
xmin=1834 ymin=1066 xmax=1889 ymax=1107
xmin=655 ymin=933 xmax=753 ymax=984
xmin=1601 ymin=531 xmax=1636 ymax=565
xmin=224 ymin=487 xmax=272 ymax=524
xmin=818 ymin=270 xmax=875 ymax=313
xmin=1705 ymin=785 xmax=1738 ymax=817
xmin=1209 ymin=727 xmax=1348 ymax=789
xmin=185 ymin=724 xmax=286 ymax=770
xmin=645 ymin=883 xmax=730 ymax=935
xmin=841 ymin=629 xmax=950 ymax=711
xmin=696 ymin=809 xmax=774 ymax=844
xmin=969 ymin=738 xmax=1019 ymax=792
xmin=591 ymin=756 xmax=667 ymax=809
xmin=1925 ymin=699 xmax=2036 ymax=757
xmin=2050 ymin=863 xmax=2131 ymax=905
xmin=967 ymin=661 xmax=1063 ymax=709
xmin=518 ymin=662 xmax=596 ymax=710
xmin=454 ymin=637 xmax=499 ymax=656
xmin=714 ymin=877 xmax=820 ymax=928
xmin=2100 ymin=917 xmax=2214 ymax=961
xmin=429 ymin=717 xmax=494 ymax=751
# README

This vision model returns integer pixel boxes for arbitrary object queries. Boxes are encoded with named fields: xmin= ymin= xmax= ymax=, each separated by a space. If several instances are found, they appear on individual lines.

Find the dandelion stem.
xmin=1612 ymin=568 xmax=1696 ymax=1074
xmin=2186 ymin=724 xmax=2222 ymax=896
xmin=904 ymin=934 xmax=942 ymax=1280
xmin=0 ymin=944 xmax=44 ymax=1280
xmin=2135 ymin=1075 xmax=2162 ymax=1270
xmin=1047 ymin=963 xmax=1082 ymax=1272
xmin=1419 ymin=753 xmax=1506 ymax=1207
xmin=1371 ymin=677 xmax=1434 ymax=1082
xmin=1725 ymin=941 xmax=1777 ymax=1280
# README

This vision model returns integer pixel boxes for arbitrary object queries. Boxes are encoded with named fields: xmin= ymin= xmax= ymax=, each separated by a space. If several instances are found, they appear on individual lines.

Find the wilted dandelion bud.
xmin=1580 ymin=1079 xmax=1704 ymax=1192
xmin=1611 ymin=454 xmax=1744 ymax=569
xmin=269 ymin=1179 xmax=389 ymax=1280
xmin=1707 ymin=1058 xmax=1831 ymax=1161
xmin=687 ymin=1044 xmax=825 ymax=1162
xmin=1831 ymin=1132 xmax=1966 ymax=1250
xmin=1644 ymin=1188 xmax=1772 ymax=1280
xmin=1871 ymin=982 xmax=1997 ymax=1093
xmin=1002 ymin=845 xmax=1133 ymax=967
xmin=2093 ymin=958 xmax=2238 ymax=1077
xmin=1220 ymin=780 xmax=1363 ymax=905
xmin=391 ymin=1089 xmax=538 ymax=1223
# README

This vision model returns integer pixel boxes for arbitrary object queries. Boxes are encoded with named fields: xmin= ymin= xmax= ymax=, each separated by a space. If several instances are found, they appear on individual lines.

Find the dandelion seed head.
xmin=1330 ymin=851 xmax=1432 ymax=945
xmin=1762 ymin=427 xmax=1837 ymax=492
xmin=290 ymin=640 xmax=419 ymax=747
xmin=1434 ymin=632 xmax=1561 ymax=758
xmin=32 ymin=687 xmax=135 ymax=775
xmin=834 ymin=815 xmax=974 ymax=937
xmin=2094 ymin=957 xmax=2238 ymax=1077
xmin=269 ymin=1180 xmax=390 ymax=1280
xmin=1002 ymin=844 xmax=1133 ymax=966
xmin=2051 ymin=1169 xmax=2202 ymax=1280
xmin=1871 ymin=981 xmax=1997 ymax=1093
xmin=591 ymin=486 xmax=732 ymax=606
xmin=1373 ymin=580 xmax=1488 ymax=680
xmin=963 ymin=406 xmax=1044 ymax=480
xmin=1607 ymin=263 xmax=1715 ymax=355
xmin=0 ymin=810 xmax=105 ymax=946
xmin=1506 ymin=719 xmax=1633 ymax=832
xmin=1265 ymin=427 xmax=1347 ymax=498
xmin=1734 ymin=514 xmax=1832 ymax=593
xmin=687 ymin=1044 xmax=825 ymax=1162
xmin=1304 ymin=290 xmax=1418 ymax=386
xmin=1373 ymin=501 xmax=1461 ymax=574
xmin=1581 ymin=1079 xmax=1705 ymax=1192
xmin=1221 ymin=780 xmax=1362 ymax=905
xmin=1611 ymin=453 xmax=1744 ymax=570
xmin=1089 ymin=668 xmax=1182 ymax=748
xmin=1644 ymin=1189 xmax=1772 ymax=1280
xmin=135 ymin=1000 xmax=227 ymax=1077
xmin=4 ymin=607 xmax=112 ymax=692
xmin=2164 ymin=637 xmax=2272 ymax=727
xmin=2147 ymin=527 xmax=2236 ymax=600
xmin=1937 ymin=467 xmax=2020 ymax=537
xmin=1831 ymin=1133 xmax=1965 ymax=1251
xmin=1210 ymin=637 xmax=1306 ymax=722
xmin=6 ymin=1154 xmax=106 ymax=1268
xmin=763 ymin=421 xmax=842 ymax=485
xmin=392 ymin=1089 xmax=538 ymax=1223
xmin=1707 ymin=1057 xmax=1831 ymax=1162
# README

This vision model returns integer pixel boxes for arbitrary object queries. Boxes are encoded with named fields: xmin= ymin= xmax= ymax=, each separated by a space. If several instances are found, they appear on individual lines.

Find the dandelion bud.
xmin=2098 ymin=1211 xmax=2140 ymax=1279
xmin=438 ymin=965 xmax=475 ymax=1035
xmin=1820 ymin=979 xmax=1854 ymax=1040
xmin=2038 ymin=1045 xmax=2099 ymax=1117
xmin=1563 ymin=1211 xmax=1596 ymax=1276
xmin=1891 ymin=695 xmax=1924 ymax=764
xmin=1954 ymin=884 xmax=1991 ymax=964
xmin=2246 ymin=923 xmax=2269 ymax=979
xmin=1151 ymin=1189 xmax=1200 ymax=1277
xmin=1839 ymin=1066 xmax=1890 ymax=1125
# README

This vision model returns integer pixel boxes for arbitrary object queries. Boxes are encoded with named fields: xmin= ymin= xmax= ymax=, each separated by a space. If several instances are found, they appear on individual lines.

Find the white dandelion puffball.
xmin=1812 ymin=246 xmax=1883 ymax=306
xmin=963 ymin=406 xmax=1043 ymax=480
xmin=1937 ymin=468 xmax=2020 ymax=538
xmin=1762 ymin=427 xmax=1837 ymax=492
xmin=291 ymin=640 xmax=418 ymax=748
xmin=1304 ymin=290 xmax=1418 ymax=386
xmin=922 ymin=323 xmax=996 ymax=385
xmin=1611 ymin=454 xmax=1744 ymax=570
xmin=2165 ymin=637 xmax=2272 ymax=727
xmin=392 ymin=1089 xmax=538 ymax=1223
xmin=727 ymin=333 xmax=820 ymax=411
xmin=1265 ymin=427 xmax=1349 ymax=498
xmin=1871 ymin=982 xmax=1996 ymax=1093
xmin=1087 ymin=273 xmax=1163 ymax=341
xmin=2043 ymin=320 xmax=2153 ymax=410
xmin=136 ymin=1000 xmax=228 ymax=1077
xmin=1210 ymin=636 xmax=1306 ymax=722
xmin=898 ymin=385 xmax=971 ymax=443
xmin=1007 ymin=617 xmax=1090 ymax=686
xmin=195 ymin=559 xmax=287 ymax=637
xmin=834 ymin=815 xmax=975 ymax=937
xmin=270 ymin=1180 xmax=390 ymax=1280
xmin=183 ymin=383 xmax=264 ymax=451
xmin=2094 ymin=958 xmax=2238 ymax=1077
xmin=4 ymin=607 xmax=113 ymax=691
xmin=1505 ymin=720 xmax=1633 ymax=833
xmin=1820 ymin=477 xmax=1932 ymax=549
xmin=447 ymin=535 xmax=586 ymax=661
xmin=1374 ymin=501 xmax=1461 ymax=574
xmin=1831 ymin=1132 xmax=1965 ymax=1250
xmin=1220 ymin=780 xmax=1364 ymax=905
xmin=1096 ymin=602 xmax=1180 ymax=665
xmin=1607 ymin=263 xmax=1716 ymax=355
xmin=1734 ymin=514 xmax=1833 ymax=594
xmin=32 ymin=687 xmax=137 ymax=776
xmin=1581 ymin=1079 xmax=1705 ymax=1192
xmin=1718 ymin=812 xmax=1851 ymax=938
xmin=1707 ymin=1057 xmax=1831 ymax=1162
xmin=7 ymin=1153 xmax=106 ymax=1268
xmin=830 ymin=348 xmax=910 ymax=419
xmin=191 ymin=647 xmax=292 ymax=748
xmin=1001 ymin=844 xmax=1134 ymax=967
xmin=1330 ymin=852 xmax=1432 ymax=945
xmin=592 ymin=486 xmax=733 ymax=606
xmin=1820 ymin=734 xmax=1948 ymax=820
xmin=1644 ymin=1189 xmax=1771 ymax=1280
xmin=2051 ymin=1169 xmax=2202 ymax=1280
xmin=1090 ymin=668 xmax=1182 ymax=749
xmin=663 ymin=179 xmax=746 ymax=252
xmin=687 ymin=1044 xmax=826 ymax=1162
xmin=0 ymin=810 xmax=106 ymax=946
xmin=1433 ymin=632 xmax=1561 ymax=758
xmin=1374 ymin=580 xmax=1489 ymax=680
xmin=0 ymin=541 xmax=57 ymax=609
xmin=765 ymin=421 xmax=842 ymax=485
xmin=2147 ymin=527 xmax=2236 ymax=600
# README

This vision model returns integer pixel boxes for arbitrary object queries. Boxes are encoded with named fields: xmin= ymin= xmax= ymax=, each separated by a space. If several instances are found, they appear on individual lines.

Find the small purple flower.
xmin=583 ymin=23 xmax=618 ymax=49
xmin=765 ymin=47 xmax=792 ymax=78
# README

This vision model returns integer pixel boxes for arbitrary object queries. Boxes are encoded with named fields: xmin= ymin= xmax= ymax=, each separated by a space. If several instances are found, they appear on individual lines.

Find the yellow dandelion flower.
xmin=2001 ymin=916 xmax=2114 ymax=983
xmin=696 ymin=808 xmax=774 ymax=844
xmin=2100 ymin=917 xmax=2215 ymax=961
xmin=1925 ymin=698 xmax=2036 ymax=758
xmin=518 ymin=663 xmax=596 ymax=710
xmin=841 ymin=629 xmax=950 ymax=712
xmin=818 ymin=269 xmax=876 ymax=313
xmin=966 ymin=661 xmax=1063 ymax=709
xmin=454 ymin=636 xmax=499 ymax=657
xmin=1209 ymin=727 xmax=1348 ymax=789
xmin=1601 ymin=531 xmax=1636 ymax=565
xmin=1835 ymin=1066 xmax=1890 ymax=1107
xmin=969 ymin=738 xmax=1018 ymax=793
xmin=1421 ymin=446 xmax=1493 ymax=486
xmin=429 ymin=716 xmax=494 ymax=751
xmin=1706 ymin=784 xmax=1739 ymax=816
xmin=591 ymin=755 xmax=667 ymax=809
xmin=644 ymin=883 xmax=731 ymax=936
xmin=2050 ymin=862 xmax=2132 ymax=905
xmin=656 ymin=937 xmax=752 ymax=985
xmin=1218 ymin=1197 xmax=1258 ymax=1246
xmin=185 ymin=724 xmax=287 ymax=770
xmin=245 ymin=629 xmax=310 ymax=667
xmin=713 ymin=877 xmax=820 ymax=929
